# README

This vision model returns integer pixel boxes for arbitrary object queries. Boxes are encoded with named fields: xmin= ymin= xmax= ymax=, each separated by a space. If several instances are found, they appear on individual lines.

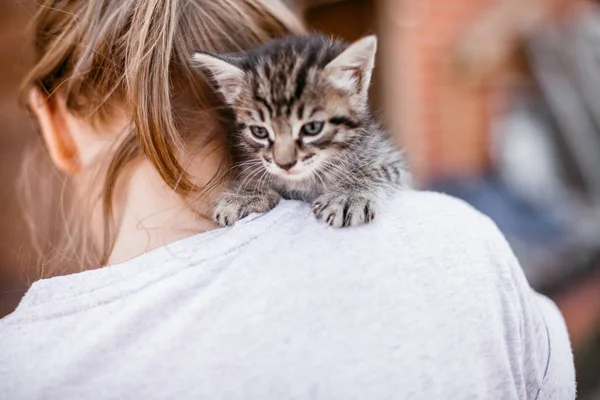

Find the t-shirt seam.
xmin=532 ymin=299 xmax=552 ymax=400
xmin=2 ymin=237 xmax=257 ymax=325
xmin=2 ymin=205 xmax=299 ymax=325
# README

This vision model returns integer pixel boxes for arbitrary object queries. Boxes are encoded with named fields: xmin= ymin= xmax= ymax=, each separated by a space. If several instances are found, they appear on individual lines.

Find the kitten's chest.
xmin=273 ymin=178 xmax=324 ymax=202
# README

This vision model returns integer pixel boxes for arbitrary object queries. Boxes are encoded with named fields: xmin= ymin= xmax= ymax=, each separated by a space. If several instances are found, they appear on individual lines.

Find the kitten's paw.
xmin=213 ymin=190 xmax=280 ymax=227
xmin=312 ymin=193 xmax=377 ymax=228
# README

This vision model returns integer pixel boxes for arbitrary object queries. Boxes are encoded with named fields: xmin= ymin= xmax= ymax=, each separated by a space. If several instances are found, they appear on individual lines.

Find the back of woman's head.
xmin=22 ymin=0 xmax=305 ymax=273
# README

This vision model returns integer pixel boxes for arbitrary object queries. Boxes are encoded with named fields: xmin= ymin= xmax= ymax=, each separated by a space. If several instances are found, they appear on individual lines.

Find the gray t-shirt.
xmin=0 ymin=191 xmax=575 ymax=400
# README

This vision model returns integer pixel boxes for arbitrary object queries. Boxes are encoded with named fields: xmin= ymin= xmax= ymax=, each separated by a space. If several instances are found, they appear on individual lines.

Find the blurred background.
xmin=1 ymin=0 xmax=600 ymax=396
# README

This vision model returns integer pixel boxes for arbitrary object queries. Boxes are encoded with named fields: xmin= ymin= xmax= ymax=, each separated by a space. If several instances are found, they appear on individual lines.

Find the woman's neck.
xmin=107 ymin=145 xmax=224 ymax=265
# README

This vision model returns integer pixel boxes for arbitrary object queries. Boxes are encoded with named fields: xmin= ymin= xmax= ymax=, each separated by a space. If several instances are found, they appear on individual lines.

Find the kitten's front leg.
xmin=312 ymin=191 xmax=378 ymax=228
xmin=213 ymin=187 xmax=280 ymax=226
xmin=312 ymin=157 xmax=410 ymax=228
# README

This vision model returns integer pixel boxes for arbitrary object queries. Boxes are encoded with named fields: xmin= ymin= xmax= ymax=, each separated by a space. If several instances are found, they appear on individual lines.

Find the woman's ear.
xmin=28 ymin=88 xmax=81 ymax=175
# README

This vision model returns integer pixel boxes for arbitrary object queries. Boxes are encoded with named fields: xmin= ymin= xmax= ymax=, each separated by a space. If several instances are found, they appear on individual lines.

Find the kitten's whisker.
xmin=259 ymin=168 xmax=275 ymax=194
xmin=231 ymin=160 xmax=262 ymax=171
xmin=237 ymin=165 xmax=265 ymax=195
xmin=255 ymin=170 xmax=265 ymax=193
xmin=315 ymin=170 xmax=327 ymax=190
xmin=224 ymin=160 xmax=262 ymax=176
xmin=256 ymin=170 xmax=270 ymax=193
xmin=234 ymin=166 xmax=261 ymax=194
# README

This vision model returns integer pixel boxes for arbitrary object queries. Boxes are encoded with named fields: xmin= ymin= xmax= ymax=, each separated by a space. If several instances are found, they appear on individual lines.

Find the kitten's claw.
xmin=213 ymin=204 xmax=239 ymax=227
xmin=213 ymin=189 xmax=280 ymax=227
xmin=326 ymin=213 xmax=336 ymax=225
xmin=312 ymin=193 xmax=378 ymax=228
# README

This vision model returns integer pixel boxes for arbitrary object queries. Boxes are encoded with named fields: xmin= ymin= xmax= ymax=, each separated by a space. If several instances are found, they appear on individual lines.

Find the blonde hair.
xmin=22 ymin=0 xmax=304 ymax=275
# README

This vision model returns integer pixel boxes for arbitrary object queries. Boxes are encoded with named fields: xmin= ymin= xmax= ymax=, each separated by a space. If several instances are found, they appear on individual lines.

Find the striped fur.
xmin=194 ymin=35 xmax=411 ymax=227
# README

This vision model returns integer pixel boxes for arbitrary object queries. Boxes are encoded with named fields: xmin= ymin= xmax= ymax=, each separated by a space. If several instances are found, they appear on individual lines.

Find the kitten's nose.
xmin=276 ymin=160 xmax=297 ymax=171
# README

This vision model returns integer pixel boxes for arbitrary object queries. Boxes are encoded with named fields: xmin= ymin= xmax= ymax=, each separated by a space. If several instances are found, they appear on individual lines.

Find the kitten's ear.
xmin=192 ymin=52 xmax=245 ymax=104
xmin=325 ymin=35 xmax=377 ymax=94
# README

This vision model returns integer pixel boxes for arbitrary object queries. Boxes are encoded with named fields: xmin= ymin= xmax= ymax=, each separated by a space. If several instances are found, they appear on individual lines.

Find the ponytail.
xmin=125 ymin=0 xmax=194 ymax=194
xmin=101 ymin=0 xmax=191 ymax=262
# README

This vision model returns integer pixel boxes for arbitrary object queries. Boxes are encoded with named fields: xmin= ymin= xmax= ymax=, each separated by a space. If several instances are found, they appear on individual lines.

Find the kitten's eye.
xmin=250 ymin=125 xmax=269 ymax=139
xmin=301 ymin=121 xmax=325 ymax=136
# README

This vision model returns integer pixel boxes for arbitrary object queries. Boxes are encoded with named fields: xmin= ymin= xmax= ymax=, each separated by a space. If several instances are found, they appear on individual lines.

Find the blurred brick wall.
xmin=415 ymin=0 xmax=495 ymax=180
xmin=0 ymin=1 xmax=36 ymax=316
xmin=379 ymin=0 xmax=497 ymax=182
xmin=381 ymin=0 xmax=589 ymax=183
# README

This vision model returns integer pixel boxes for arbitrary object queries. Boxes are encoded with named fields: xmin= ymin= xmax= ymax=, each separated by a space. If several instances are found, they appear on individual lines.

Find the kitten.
xmin=193 ymin=35 xmax=411 ymax=228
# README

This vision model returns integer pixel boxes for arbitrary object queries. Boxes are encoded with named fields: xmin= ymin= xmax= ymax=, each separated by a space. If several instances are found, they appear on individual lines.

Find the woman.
xmin=0 ymin=1 xmax=574 ymax=399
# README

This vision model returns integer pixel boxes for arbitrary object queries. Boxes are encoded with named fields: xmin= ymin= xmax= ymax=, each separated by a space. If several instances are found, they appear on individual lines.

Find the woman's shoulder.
xmin=275 ymin=190 xmax=504 ymax=254
xmin=372 ymin=189 xmax=492 ymax=232
xmin=261 ymin=190 xmax=515 ymax=284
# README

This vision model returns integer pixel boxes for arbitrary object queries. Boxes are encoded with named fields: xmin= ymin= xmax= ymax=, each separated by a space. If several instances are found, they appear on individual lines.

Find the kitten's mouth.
xmin=262 ymin=156 xmax=321 ymax=181
xmin=275 ymin=167 xmax=310 ymax=180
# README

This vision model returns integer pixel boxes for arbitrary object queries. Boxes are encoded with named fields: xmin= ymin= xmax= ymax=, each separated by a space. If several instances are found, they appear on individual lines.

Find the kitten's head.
xmin=193 ymin=35 xmax=377 ymax=182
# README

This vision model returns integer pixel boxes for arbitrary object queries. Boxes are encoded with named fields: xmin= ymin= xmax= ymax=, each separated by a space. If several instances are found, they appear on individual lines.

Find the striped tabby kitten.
xmin=193 ymin=35 xmax=410 ymax=228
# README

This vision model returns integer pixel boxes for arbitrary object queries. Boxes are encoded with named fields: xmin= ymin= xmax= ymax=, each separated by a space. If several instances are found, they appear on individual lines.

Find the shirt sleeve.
xmin=533 ymin=292 xmax=577 ymax=399
xmin=481 ymin=215 xmax=576 ymax=399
